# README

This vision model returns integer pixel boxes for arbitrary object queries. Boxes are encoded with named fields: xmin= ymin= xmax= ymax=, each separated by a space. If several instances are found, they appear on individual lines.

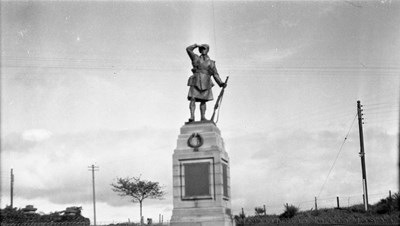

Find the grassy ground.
xmin=239 ymin=193 xmax=399 ymax=225
xmin=238 ymin=204 xmax=399 ymax=225
xmin=293 ymin=207 xmax=398 ymax=223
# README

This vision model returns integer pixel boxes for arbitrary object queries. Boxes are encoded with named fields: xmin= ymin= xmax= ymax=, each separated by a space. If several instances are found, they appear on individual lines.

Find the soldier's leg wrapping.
xmin=200 ymin=101 xmax=207 ymax=121
xmin=189 ymin=98 xmax=196 ymax=122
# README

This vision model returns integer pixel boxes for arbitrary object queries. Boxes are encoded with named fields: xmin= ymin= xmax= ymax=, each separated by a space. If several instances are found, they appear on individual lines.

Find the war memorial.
xmin=170 ymin=44 xmax=235 ymax=226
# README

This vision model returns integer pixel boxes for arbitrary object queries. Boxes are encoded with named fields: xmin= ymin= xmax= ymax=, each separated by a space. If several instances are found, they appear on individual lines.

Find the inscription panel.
xmin=222 ymin=163 xmax=229 ymax=198
xmin=179 ymin=158 xmax=215 ymax=200
xmin=184 ymin=163 xmax=210 ymax=197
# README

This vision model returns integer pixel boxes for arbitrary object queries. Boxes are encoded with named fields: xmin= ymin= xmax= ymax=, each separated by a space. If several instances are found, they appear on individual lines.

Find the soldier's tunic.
xmin=187 ymin=51 xmax=224 ymax=102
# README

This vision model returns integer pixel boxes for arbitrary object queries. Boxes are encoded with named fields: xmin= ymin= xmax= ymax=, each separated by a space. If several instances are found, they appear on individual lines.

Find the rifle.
xmin=211 ymin=76 xmax=229 ymax=123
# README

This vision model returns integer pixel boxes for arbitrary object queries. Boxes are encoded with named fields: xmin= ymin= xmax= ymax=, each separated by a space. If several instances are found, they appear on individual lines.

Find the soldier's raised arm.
xmin=186 ymin=43 xmax=199 ymax=62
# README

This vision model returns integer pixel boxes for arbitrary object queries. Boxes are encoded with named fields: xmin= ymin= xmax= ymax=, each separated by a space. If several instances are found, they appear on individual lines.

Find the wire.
xmin=211 ymin=0 xmax=218 ymax=59
xmin=364 ymin=109 xmax=399 ymax=115
xmin=317 ymin=113 xmax=358 ymax=198
xmin=364 ymin=102 xmax=398 ymax=107
xmin=3 ymin=57 xmax=400 ymax=74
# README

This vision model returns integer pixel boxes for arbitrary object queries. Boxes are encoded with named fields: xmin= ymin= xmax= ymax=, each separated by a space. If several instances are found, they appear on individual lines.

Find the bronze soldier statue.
xmin=186 ymin=43 xmax=227 ymax=122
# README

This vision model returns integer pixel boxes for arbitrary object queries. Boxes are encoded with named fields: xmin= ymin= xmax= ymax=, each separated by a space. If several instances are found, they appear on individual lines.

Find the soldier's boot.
xmin=189 ymin=99 xmax=195 ymax=122
xmin=200 ymin=102 xmax=207 ymax=121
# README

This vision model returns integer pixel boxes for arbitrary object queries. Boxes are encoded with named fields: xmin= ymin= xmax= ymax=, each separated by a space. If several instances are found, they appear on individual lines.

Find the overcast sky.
xmin=1 ymin=0 xmax=399 ymax=224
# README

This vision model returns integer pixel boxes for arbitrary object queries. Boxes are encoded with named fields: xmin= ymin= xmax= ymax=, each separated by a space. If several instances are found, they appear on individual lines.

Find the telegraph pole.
xmin=10 ymin=168 xmax=14 ymax=208
xmin=88 ymin=164 xmax=99 ymax=226
xmin=357 ymin=100 xmax=369 ymax=211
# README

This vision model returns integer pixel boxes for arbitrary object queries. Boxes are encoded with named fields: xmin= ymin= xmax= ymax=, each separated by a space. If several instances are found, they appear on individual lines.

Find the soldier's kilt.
xmin=187 ymin=86 xmax=214 ymax=102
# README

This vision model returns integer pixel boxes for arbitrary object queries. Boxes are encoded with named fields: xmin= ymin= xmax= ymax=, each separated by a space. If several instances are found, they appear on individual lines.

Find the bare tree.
xmin=111 ymin=176 xmax=165 ymax=224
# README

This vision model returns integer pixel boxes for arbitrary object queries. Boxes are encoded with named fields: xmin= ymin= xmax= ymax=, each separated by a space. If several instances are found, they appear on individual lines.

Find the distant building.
xmin=64 ymin=206 xmax=82 ymax=216
xmin=22 ymin=205 xmax=37 ymax=214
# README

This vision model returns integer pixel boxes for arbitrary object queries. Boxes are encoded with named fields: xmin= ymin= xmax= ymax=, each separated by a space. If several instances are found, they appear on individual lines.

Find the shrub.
xmin=311 ymin=210 xmax=319 ymax=216
xmin=369 ymin=192 xmax=398 ymax=214
xmin=0 ymin=206 xmax=90 ymax=224
xmin=254 ymin=207 xmax=265 ymax=216
xmin=234 ymin=213 xmax=246 ymax=226
xmin=279 ymin=204 xmax=299 ymax=219
xmin=375 ymin=198 xmax=391 ymax=214
xmin=348 ymin=204 xmax=366 ymax=213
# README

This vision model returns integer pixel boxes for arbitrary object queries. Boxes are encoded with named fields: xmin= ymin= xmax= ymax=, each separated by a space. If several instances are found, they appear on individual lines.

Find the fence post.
xmin=241 ymin=208 xmax=245 ymax=226
xmin=314 ymin=197 xmax=318 ymax=211
xmin=336 ymin=196 xmax=340 ymax=209
xmin=263 ymin=204 xmax=266 ymax=216
xmin=362 ymin=194 xmax=365 ymax=210
xmin=389 ymin=190 xmax=392 ymax=214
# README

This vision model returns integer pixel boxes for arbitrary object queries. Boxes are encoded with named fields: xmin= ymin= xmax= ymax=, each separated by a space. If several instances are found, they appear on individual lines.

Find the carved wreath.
xmin=187 ymin=133 xmax=203 ymax=151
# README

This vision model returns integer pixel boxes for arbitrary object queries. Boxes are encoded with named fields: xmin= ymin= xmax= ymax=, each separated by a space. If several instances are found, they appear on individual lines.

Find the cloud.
xmin=2 ymin=129 xmax=52 ymax=153
xmin=318 ymin=2 xmax=338 ymax=16
xmin=226 ymin=127 xmax=397 ymax=213
xmin=2 ymin=133 xmax=38 ymax=153
xmin=280 ymin=19 xmax=298 ymax=29
xmin=2 ymin=128 xmax=174 ymax=208
xmin=22 ymin=129 xmax=52 ymax=142
xmin=251 ymin=129 xmax=342 ymax=159
xmin=250 ymin=45 xmax=302 ymax=64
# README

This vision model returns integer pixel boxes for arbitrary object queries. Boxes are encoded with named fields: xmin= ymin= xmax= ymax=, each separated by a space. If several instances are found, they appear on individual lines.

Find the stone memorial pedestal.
xmin=170 ymin=122 xmax=235 ymax=226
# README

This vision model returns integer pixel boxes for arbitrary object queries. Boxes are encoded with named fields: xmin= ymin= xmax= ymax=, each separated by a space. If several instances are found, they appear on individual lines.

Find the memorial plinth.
xmin=170 ymin=122 xmax=235 ymax=226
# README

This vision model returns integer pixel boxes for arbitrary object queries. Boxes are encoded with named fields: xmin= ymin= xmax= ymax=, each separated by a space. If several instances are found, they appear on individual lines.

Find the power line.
xmin=211 ymin=0 xmax=218 ymax=59
xmin=3 ymin=55 xmax=400 ymax=73
xmin=317 ymin=113 xmax=358 ymax=198
xmin=364 ymin=104 xmax=400 ymax=110
xmin=365 ymin=118 xmax=398 ymax=124
xmin=364 ymin=101 xmax=398 ymax=107
xmin=4 ymin=64 xmax=400 ymax=74
xmin=364 ymin=109 xmax=399 ymax=115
